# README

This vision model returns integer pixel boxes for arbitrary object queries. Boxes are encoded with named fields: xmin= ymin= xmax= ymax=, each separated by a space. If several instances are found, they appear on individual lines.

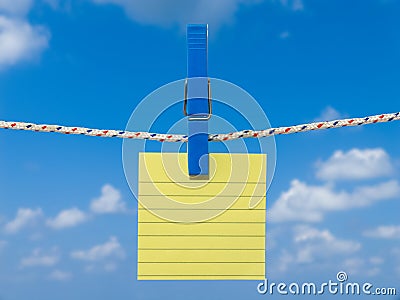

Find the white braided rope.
xmin=0 ymin=112 xmax=399 ymax=142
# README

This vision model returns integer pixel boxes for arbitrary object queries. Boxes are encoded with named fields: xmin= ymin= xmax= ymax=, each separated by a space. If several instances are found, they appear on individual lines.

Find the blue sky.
xmin=0 ymin=0 xmax=400 ymax=299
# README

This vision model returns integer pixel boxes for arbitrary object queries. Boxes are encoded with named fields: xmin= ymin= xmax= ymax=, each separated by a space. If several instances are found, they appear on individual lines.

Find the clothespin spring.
xmin=183 ymin=78 xmax=212 ymax=121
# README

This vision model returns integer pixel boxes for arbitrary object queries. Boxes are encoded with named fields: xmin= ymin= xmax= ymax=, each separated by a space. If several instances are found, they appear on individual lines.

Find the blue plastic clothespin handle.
xmin=186 ymin=24 xmax=209 ymax=177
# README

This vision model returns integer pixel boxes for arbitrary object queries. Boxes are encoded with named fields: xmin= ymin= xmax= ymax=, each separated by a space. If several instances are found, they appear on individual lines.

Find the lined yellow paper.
xmin=138 ymin=152 xmax=266 ymax=280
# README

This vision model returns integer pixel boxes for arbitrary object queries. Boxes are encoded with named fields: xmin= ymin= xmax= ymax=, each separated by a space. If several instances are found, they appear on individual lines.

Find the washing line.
xmin=0 ymin=112 xmax=398 ymax=142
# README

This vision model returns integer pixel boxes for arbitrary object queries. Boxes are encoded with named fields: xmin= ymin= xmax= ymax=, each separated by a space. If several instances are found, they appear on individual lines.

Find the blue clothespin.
xmin=184 ymin=24 xmax=211 ymax=177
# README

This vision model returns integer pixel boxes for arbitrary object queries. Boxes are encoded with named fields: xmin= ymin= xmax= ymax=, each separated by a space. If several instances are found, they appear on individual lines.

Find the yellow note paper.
xmin=138 ymin=152 xmax=266 ymax=280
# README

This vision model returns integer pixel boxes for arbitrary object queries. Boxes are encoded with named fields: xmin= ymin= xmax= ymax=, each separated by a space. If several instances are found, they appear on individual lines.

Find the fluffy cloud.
xmin=270 ymin=147 xmax=398 ymax=222
xmin=91 ymin=0 xmax=304 ymax=29
xmin=363 ymin=225 xmax=400 ymax=239
xmin=20 ymin=248 xmax=60 ymax=267
xmin=316 ymin=148 xmax=393 ymax=181
xmin=4 ymin=208 xmax=43 ymax=234
xmin=85 ymin=0 xmax=307 ymax=31
xmin=48 ymin=270 xmax=72 ymax=281
xmin=0 ymin=0 xmax=50 ymax=69
xmin=293 ymin=225 xmax=360 ymax=263
xmin=314 ymin=106 xmax=343 ymax=121
xmin=70 ymin=236 xmax=125 ymax=262
xmin=90 ymin=184 xmax=126 ymax=214
xmin=342 ymin=256 xmax=383 ymax=277
xmin=46 ymin=208 xmax=88 ymax=229
xmin=91 ymin=0 xmax=262 ymax=29
xmin=274 ymin=225 xmax=360 ymax=273
xmin=269 ymin=180 xmax=399 ymax=222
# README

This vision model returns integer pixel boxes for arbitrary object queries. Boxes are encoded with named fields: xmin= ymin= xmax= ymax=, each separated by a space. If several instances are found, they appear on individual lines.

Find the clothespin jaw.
xmin=185 ymin=24 xmax=210 ymax=177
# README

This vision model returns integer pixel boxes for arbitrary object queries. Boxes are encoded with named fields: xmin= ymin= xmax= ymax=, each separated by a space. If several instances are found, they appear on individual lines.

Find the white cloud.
xmin=90 ymin=184 xmax=126 ymax=214
xmin=91 ymin=0 xmax=262 ymax=29
xmin=70 ymin=236 xmax=125 ymax=262
xmin=342 ymin=257 xmax=382 ymax=277
xmin=88 ymin=0 xmax=308 ymax=36
xmin=4 ymin=208 xmax=43 ymax=234
xmin=20 ymin=248 xmax=60 ymax=267
xmin=314 ymin=106 xmax=343 ymax=121
xmin=91 ymin=0 xmax=304 ymax=29
xmin=0 ymin=16 xmax=50 ymax=69
xmin=269 ymin=179 xmax=400 ymax=223
xmin=0 ymin=0 xmax=49 ymax=70
xmin=363 ymin=225 xmax=400 ymax=239
xmin=316 ymin=148 xmax=393 ymax=181
xmin=293 ymin=225 xmax=360 ymax=263
xmin=0 ymin=0 xmax=33 ymax=15
xmin=274 ymin=227 xmax=384 ymax=277
xmin=46 ymin=208 xmax=88 ymax=229
xmin=273 ymin=225 xmax=360 ymax=273
xmin=49 ymin=270 xmax=72 ymax=281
